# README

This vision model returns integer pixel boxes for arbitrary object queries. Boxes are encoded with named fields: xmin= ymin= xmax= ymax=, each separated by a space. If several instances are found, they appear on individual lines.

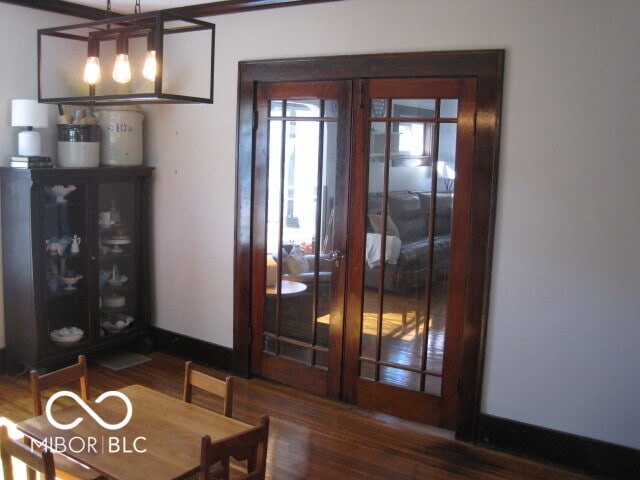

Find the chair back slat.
xmin=199 ymin=415 xmax=269 ymax=480
xmin=30 ymin=355 xmax=90 ymax=416
xmin=1 ymin=425 xmax=56 ymax=480
xmin=183 ymin=361 xmax=234 ymax=418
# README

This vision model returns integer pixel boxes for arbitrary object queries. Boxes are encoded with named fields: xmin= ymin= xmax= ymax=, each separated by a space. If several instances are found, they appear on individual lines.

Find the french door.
xmin=344 ymin=78 xmax=477 ymax=428
xmin=250 ymin=81 xmax=352 ymax=398
xmin=250 ymin=76 xmax=477 ymax=429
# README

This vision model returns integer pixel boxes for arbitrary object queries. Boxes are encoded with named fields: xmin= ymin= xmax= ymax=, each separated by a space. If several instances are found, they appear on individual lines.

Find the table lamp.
xmin=11 ymin=99 xmax=49 ymax=156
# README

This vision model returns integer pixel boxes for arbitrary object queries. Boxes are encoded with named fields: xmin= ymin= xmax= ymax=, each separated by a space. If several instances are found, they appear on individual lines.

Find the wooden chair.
xmin=30 ymin=355 xmax=90 ymax=416
xmin=1 ymin=424 xmax=55 ymax=480
xmin=29 ymin=355 xmax=104 ymax=480
xmin=183 ymin=361 xmax=234 ymax=417
xmin=199 ymin=415 xmax=270 ymax=480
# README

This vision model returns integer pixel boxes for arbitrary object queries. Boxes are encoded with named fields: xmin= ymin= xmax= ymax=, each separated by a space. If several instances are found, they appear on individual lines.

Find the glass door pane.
xmin=98 ymin=182 xmax=138 ymax=338
xmin=361 ymin=96 xmax=456 ymax=396
xmin=43 ymin=182 xmax=90 ymax=349
xmin=264 ymin=98 xmax=338 ymax=368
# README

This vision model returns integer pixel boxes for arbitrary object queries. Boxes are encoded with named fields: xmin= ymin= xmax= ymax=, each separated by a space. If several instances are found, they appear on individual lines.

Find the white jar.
xmin=96 ymin=106 xmax=144 ymax=166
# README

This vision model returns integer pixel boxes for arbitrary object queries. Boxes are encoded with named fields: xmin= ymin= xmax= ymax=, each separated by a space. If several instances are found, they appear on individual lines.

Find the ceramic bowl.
xmin=58 ymin=275 xmax=82 ymax=290
xmin=101 ymin=314 xmax=134 ymax=333
xmin=50 ymin=327 xmax=84 ymax=345
xmin=59 ymin=274 xmax=83 ymax=291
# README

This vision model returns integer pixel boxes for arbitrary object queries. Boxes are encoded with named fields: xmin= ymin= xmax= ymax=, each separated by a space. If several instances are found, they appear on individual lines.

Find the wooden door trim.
xmin=439 ymin=77 xmax=479 ymax=428
xmin=235 ymin=49 xmax=504 ymax=441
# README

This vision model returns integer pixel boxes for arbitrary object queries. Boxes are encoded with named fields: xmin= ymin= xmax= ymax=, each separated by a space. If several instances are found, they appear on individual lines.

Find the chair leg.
xmin=23 ymin=436 xmax=37 ymax=480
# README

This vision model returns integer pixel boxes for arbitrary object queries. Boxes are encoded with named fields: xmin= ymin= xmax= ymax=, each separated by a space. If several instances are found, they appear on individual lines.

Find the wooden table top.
xmin=265 ymin=280 xmax=307 ymax=296
xmin=17 ymin=384 xmax=252 ymax=480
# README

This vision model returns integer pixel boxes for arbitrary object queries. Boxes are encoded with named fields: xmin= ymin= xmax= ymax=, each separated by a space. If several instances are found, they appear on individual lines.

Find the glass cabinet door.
xmin=43 ymin=183 xmax=90 ymax=350
xmin=97 ymin=182 xmax=138 ymax=339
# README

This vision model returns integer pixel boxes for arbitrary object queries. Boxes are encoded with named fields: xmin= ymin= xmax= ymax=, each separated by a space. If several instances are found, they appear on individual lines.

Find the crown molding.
xmin=1 ymin=0 xmax=343 ymax=19
xmin=0 ymin=0 xmax=123 ymax=19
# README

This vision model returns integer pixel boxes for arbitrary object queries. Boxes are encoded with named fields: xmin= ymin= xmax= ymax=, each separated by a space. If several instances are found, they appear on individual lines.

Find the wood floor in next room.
xmin=0 ymin=352 xmax=598 ymax=479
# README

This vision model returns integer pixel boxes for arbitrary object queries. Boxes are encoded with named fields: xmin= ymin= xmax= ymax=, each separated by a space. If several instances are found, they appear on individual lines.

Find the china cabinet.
xmin=0 ymin=166 xmax=153 ymax=373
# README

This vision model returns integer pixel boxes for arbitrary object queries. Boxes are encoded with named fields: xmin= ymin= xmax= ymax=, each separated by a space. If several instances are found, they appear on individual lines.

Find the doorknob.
xmin=323 ymin=249 xmax=345 ymax=267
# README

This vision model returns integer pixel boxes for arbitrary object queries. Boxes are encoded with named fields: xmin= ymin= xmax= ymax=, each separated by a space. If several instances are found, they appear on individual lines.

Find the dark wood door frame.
xmin=234 ymin=49 xmax=504 ymax=441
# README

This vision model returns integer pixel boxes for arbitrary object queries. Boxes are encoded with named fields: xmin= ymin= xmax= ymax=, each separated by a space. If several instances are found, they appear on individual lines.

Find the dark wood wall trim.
xmin=0 ymin=0 xmax=120 ymax=19
xmin=0 ymin=347 xmax=6 ymax=375
xmin=235 ymin=50 xmax=504 ymax=441
xmin=0 ymin=0 xmax=343 ymax=20
xmin=170 ymin=0 xmax=344 ymax=18
xmin=149 ymin=326 xmax=233 ymax=372
xmin=478 ymin=414 xmax=640 ymax=480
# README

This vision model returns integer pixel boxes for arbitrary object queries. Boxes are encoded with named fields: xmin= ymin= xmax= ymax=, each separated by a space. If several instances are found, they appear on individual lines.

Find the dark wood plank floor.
xmin=0 ymin=352 xmax=597 ymax=479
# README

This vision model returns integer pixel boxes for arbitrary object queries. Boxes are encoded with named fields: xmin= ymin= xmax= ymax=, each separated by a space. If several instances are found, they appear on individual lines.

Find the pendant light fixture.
xmin=142 ymin=32 xmax=157 ymax=82
xmin=112 ymin=33 xmax=132 ymax=84
xmin=38 ymin=0 xmax=215 ymax=105
xmin=83 ymin=38 xmax=101 ymax=85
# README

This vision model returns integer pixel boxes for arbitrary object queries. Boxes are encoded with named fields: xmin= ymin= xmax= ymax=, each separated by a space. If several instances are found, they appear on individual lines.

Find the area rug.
xmin=94 ymin=351 xmax=152 ymax=371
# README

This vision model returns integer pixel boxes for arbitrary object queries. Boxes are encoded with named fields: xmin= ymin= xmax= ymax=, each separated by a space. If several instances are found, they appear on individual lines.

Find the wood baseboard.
xmin=149 ymin=327 xmax=233 ymax=372
xmin=477 ymin=414 xmax=640 ymax=480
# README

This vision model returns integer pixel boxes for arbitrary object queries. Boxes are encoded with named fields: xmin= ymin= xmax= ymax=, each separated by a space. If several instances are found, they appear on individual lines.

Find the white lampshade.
xmin=11 ymin=99 xmax=49 ymax=156
xmin=11 ymin=99 xmax=49 ymax=128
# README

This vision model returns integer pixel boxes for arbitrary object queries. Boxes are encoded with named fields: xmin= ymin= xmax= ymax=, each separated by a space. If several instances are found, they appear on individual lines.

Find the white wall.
xmin=0 ymin=5 xmax=81 ymax=348
xmin=1 ymin=0 xmax=639 ymax=450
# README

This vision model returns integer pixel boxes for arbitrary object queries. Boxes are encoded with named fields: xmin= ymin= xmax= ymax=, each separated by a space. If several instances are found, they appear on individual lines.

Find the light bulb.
xmin=83 ymin=56 xmax=102 ymax=85
xmin=142 ymin=50 xmax=157 ymax=81
xmin=112 ymin=53 xmax=131 ymax=84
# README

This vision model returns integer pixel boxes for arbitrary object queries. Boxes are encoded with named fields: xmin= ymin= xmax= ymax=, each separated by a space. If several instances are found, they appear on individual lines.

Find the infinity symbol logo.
xmin=45 ymin=391 xmax=133 ymax=431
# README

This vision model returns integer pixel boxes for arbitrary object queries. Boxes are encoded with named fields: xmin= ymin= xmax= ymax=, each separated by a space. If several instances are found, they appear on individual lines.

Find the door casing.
xmin=234 ymin=50 xmax=504 ymax=441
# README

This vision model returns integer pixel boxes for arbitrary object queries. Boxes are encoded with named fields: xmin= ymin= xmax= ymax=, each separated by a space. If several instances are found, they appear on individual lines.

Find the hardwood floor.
xmin=0 ymin=352 xmax=598 ymax=480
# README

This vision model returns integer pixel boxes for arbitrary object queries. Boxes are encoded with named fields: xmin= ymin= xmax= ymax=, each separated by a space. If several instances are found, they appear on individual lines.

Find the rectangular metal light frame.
xmin=38 ymin=11 xmax=215 ymax=105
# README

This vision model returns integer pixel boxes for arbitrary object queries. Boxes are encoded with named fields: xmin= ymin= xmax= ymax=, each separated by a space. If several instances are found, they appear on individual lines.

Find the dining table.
xmin=16 ymin=384 xmax=254 ymax=480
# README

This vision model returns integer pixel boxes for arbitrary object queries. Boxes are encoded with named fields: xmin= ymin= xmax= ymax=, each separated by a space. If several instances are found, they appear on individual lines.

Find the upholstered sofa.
xmin=364 ymin=191 xmax=453 ymax=292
